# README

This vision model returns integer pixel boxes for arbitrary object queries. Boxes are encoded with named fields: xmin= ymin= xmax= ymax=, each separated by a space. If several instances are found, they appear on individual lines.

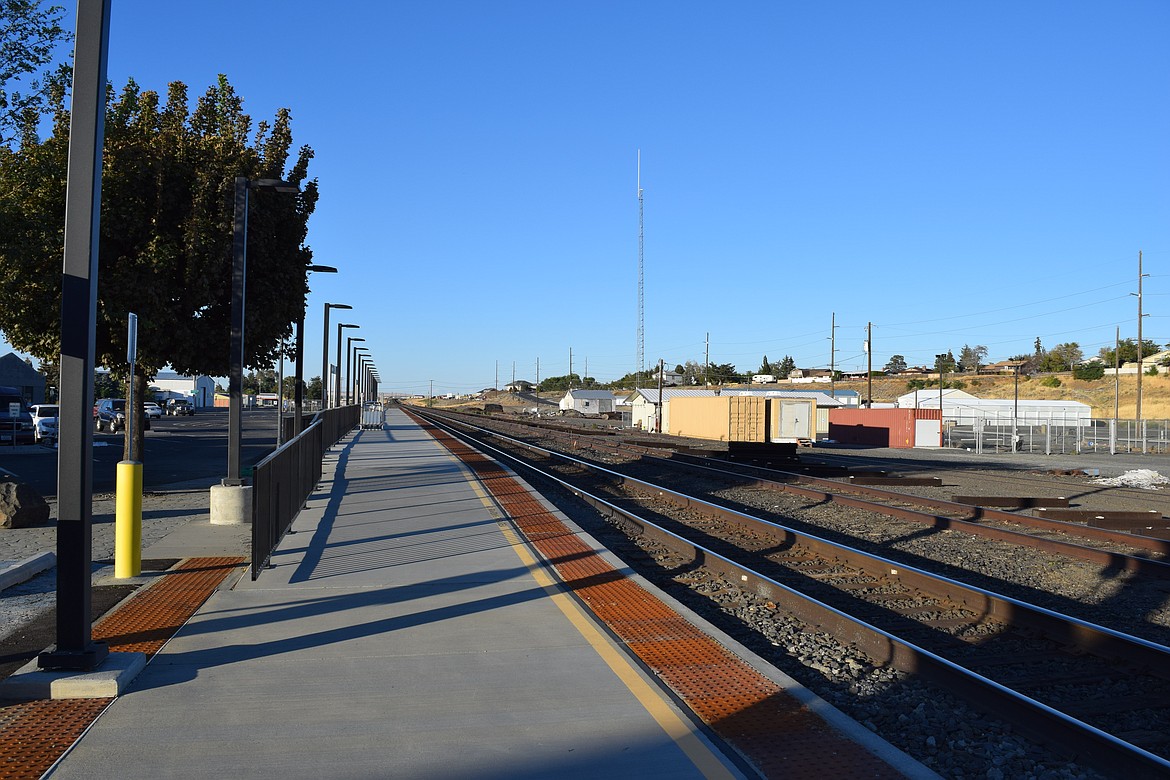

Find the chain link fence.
xmin=941 ymin=412 xmax=1170 ymax=455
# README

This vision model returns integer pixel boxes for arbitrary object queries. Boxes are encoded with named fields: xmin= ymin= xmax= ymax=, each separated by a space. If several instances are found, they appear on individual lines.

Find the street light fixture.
xmin=336 ymin=324 xmax=358 ymax=406
xmin=226 ymin=175 xmax=300 ymax=486
xmin=347 ymin=339 xmax=366 ymax=405
xmin=321 ymin=303 xmax=352 ymax=409
xmin=293 ymin=265 xmax=337 ymax=435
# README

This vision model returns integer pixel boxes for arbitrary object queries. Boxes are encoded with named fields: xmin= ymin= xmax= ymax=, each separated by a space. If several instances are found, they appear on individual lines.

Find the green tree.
xmin=1098 ymin=338 xmax=1160 ymax=366
xmin=707 ymin=362 xmax=742 ymax=384
xmin=1039 ymin=342 xmax=1082 ymax=372
xmin=757 ymin=355 xmax=772 ymax=375
xmin=883 ymin=354 xmax=908 ymax=374
xmin=957 ymin=344 xmax=988 ymax=373
xmin=0 ymin=0 xmax=70 ymax=145
xmin=934 ymin=352 xmax=956 ymax=374
xmin=1073 ymin=362 xmax=1105 ymax=381
xmin=0 ymin=75 xmax=317 ymax=459
xmin=774 ymin=355 xmax=795 ymax=379
xmin=305 ymin=376 xmax=322 ymax=401
xmin=538 ymin=373 xmax=579 ymax=392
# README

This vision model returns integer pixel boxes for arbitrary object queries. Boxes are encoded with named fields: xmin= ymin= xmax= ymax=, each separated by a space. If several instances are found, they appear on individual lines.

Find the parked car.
xmin=94 ymin=399 xmax=151 ymax=433
xmin=144 ymin=402 xmax=163 ymax=419
xmin=29 ymin=404 xmax=58 ymax=443
xmin=0 ymin=386 xmax=35 ymax=445
xmin=166 ymin=399 xmax=194 ymax=416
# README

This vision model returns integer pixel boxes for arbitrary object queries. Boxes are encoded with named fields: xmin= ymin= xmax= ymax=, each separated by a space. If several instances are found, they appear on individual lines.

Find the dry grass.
xmin=841 ymin=374 xmax=1170 ymax=418
xmin=419 ymin=376 xmax=1170 ymax=420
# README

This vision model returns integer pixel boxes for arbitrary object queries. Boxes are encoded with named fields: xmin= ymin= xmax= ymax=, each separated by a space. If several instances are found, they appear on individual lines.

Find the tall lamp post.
xmin=321 ymin=303 xmax=351 ymax=409
xmin=293 ymin=265 xmax=337 ymax=435
xmin=336 ymin=323 xmax=358 ymax=407
xmin=346 ymin=338 xmax=366 ymax=404
xmin=360 ymin=357 xmax=375 ymax=406
xmin=355 ymin=354 xmax=370 ymax=405
xmin=41 ymin=0 xmax=112 ymax=672
xmin=352 ymin=347 xmax=369 ymax=405
xmin=226 ymin=176 xmax=300 ymax=486
xmin=936 ymin=354 xmax=947 ymax=448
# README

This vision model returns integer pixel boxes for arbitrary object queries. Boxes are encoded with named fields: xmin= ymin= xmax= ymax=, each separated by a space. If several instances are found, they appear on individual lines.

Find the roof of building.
xmin=562 ymin=390 xmax=619 ymax=400
xmin=0 ymin=352 xmax=43 ymax=385
xmin=627 ymin=387 xmax=847 ymax=406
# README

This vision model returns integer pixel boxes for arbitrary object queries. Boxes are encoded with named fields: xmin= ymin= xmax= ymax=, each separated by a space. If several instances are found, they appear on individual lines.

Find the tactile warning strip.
xmin=0 ymin=557 xmax=244 ymax=780
xmin=412 ymin=412 xmax=902 ymax=779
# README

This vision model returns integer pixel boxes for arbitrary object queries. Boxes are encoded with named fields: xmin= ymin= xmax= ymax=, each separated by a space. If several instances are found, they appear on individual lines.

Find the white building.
xmin=898 ymin=388 xmax=1091 ymax=426
xmin=558 ymin=390 xmax=619 ymax=415
xmin=150 ymin=373 xmax=217 ymax=408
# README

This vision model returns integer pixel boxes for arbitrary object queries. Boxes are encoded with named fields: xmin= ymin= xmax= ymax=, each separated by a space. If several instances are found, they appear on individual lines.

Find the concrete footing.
xmin=209 ymin=484 xmax=252 ymax=525
xmin=0 ymin=652 xmax=147 ymax=700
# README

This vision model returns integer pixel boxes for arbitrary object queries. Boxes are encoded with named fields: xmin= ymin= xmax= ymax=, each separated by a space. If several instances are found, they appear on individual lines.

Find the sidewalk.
xmin=42 ymin=409 xmax=742 ymax=779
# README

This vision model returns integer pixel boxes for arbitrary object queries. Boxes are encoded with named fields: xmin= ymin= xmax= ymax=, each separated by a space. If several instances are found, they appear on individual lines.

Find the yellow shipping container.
xmin=669 ymin=395 xmax=769 ymax=442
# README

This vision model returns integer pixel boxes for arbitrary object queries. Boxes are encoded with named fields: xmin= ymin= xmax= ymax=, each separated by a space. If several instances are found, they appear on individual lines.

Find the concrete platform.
xmin=44 ymin=410 xmax=743 ymax=779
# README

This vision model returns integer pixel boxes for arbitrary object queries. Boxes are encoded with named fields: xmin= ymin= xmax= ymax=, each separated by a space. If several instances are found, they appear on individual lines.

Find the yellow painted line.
xmin=461 ymin=471 xmax=738 ymax=780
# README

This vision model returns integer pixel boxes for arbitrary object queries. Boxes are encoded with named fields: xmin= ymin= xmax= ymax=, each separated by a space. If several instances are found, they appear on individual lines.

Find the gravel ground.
xmin=0 ymin=478 xmax=245 ymax=644
xmin=470 ymin=422 xmax=1170 ymax=779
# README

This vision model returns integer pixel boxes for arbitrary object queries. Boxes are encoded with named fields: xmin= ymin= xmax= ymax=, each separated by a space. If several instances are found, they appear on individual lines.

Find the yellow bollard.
xmin=115 ymin=460 xmax=143 ymax=578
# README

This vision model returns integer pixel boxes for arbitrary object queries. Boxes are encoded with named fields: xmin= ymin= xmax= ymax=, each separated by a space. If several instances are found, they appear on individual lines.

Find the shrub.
xmin=1073 ymin=363 xmax=1105 ymax=381
xmin=1040 ymin=376 xmax=1062 ymax=388
xmin=1147 ymin=365 xmax=1161 ymax=377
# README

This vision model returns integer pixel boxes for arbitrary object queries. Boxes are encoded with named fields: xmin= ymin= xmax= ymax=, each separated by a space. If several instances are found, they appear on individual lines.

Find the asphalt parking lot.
xmin=0 ymin=407 xmax=287 ymax=498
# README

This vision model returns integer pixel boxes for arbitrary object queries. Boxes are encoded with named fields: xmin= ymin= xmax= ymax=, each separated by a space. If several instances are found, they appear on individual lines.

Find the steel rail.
xmin=455 ymin=410 xmax=1170 ymax=573
xmin=416 ymin=407 xmax=1170 ymax=776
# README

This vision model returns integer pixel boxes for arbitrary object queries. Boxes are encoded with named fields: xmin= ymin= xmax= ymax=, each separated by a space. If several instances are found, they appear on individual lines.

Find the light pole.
xmin=294 ymin=265 xmax=337 ymax=435
xmin=936 ymin=353 xmax=947 ymax=448
xmin=351 ymin=348 xmax=369 ymax=406
xmin=226 ymin=176 xmax=300 ymax=486
xmin=321 ymin=303 xmax=351 ymax=409
xmin=360 ymin=356 xmax=374 ymax=405
xmin=355 ymin=354 xmax=370 ymax=405
xmin=42 ymin=0 xmax=111 ymax=673
xmin=346 ymin=337 xmax=366 ymax=405
xmin=336 ymin=323 xmax=358 ymax=407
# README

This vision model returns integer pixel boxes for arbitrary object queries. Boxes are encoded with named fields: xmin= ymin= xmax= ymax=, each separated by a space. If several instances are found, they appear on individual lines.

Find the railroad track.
xmin=410 ymin=406 xmax=1170 ymax=776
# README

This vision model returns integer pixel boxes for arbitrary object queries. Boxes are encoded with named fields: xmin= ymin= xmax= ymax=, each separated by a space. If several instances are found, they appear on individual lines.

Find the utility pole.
xmin=829 ymin=312 xmax=837 ymax=398
xmin=705 ymin=332 xmax=710 ymax=388
xmin=865 ymin=321 xmax=872 ymax=407
xmin=656 ymin=358 xmax=664 ymax=433
xmin=1137 ymin=250 xmax=1147 ymax=454
xmin=1113 ymin=326 xmax=1119 ymax=455
xmin=636 ymin=150 xmax=645 ymax=388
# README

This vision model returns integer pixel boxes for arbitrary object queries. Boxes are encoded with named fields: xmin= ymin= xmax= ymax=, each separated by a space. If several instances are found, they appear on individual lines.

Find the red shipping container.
xmin=828 ymin=408 xmax=941 ymax=449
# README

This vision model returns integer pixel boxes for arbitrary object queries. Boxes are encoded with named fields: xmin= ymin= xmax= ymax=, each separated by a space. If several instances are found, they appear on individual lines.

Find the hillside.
xmin=835 ymin=373 xmax=1170 ymax=419
xmin=421 ymin=373 xmax=1170 ymax=420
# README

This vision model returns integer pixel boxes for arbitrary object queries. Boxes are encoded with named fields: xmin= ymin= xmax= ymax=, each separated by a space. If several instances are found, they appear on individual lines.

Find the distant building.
xmin=0 ymin=353 xmax=45 ymax=404
xmin=559 ymin=389 xmax=619 ymax=415
xmin=505 ymin=380 xmax=533 ymax=392
xmin=150 ymin=372 xmax=217 ymax=407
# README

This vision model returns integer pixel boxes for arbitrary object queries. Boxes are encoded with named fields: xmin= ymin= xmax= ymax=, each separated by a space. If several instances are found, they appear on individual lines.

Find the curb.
xmin=0 ymin=551 xmax=55 ymax=591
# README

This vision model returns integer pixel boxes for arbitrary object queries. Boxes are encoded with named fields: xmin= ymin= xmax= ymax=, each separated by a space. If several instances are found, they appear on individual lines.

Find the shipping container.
xmin=770 ymin=398 xmax=816 ymax=444
xmin=828 ymin=408 xmax=942 ymax=448
xmin=668 ymin=395 xmax=815 ymax=444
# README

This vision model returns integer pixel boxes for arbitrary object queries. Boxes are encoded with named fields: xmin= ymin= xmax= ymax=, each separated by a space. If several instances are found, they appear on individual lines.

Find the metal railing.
xmin=942 ymin=416 xmax=1170 ymax=456
xmin=251 ymin=404 xmax=360 ymax=578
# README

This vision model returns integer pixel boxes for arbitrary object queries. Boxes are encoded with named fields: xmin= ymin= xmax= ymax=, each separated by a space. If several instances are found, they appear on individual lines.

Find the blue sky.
xmin=6 ymin=1 xmax=1168 ymax=395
